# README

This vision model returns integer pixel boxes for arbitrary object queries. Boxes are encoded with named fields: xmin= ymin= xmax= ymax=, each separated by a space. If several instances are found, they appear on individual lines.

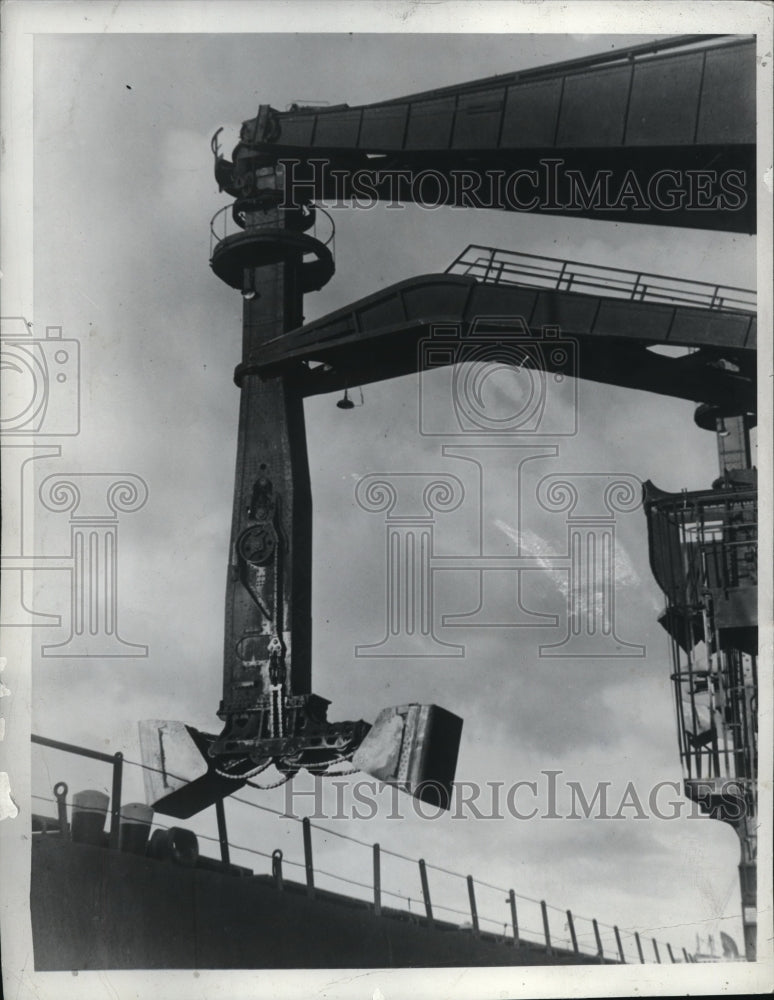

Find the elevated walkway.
xmin=245 ymin=245 xmax=756 ymax=412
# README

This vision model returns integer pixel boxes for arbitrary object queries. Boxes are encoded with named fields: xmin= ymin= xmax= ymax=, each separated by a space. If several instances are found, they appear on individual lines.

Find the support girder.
xmin=240 ymin=273 xmax=756 ymax=411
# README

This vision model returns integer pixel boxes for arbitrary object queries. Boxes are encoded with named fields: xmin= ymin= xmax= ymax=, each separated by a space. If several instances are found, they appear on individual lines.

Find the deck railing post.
xmin=486 ymin=247 xmax=496 ymax=283
xmin=508 ymin=889 xmax=520 ymax=946
xmin=567 ymin=910 xmax=579 ymax=954
xmin=109 ymin=752 xmax=123 ymax=850
xmin=467 ymin=876 xmax=479 ymax=936
xmin=635 ymin=931 xmax=645 ymax=964
xmin=215 ymin=797 xmax=230 ymax=865
xmin=652 ymin=938 xmax=661 ymax=963
xmin=593 ymin=919 xmax=604 ymax=961
xmin=373 ymin=843 xmax=382 ymax=916
xmin=667 ymin=942 xmax=676 ymax=963
xmin=418 ymin=859 xmax=434 ymax=929
xmin=614 ymin=925 xmax=625 ymax=963
xmin=540 ymin=900 xmax=552 ymax=954
xmin=302 ymin=816 xmax=315 ymax=898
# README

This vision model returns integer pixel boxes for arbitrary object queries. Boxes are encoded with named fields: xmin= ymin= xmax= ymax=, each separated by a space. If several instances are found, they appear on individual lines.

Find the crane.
xmin=140 ymin=30 xmax=758 ymax=959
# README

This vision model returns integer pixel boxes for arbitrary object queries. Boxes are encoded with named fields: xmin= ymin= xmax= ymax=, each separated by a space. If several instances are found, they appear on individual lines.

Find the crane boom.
xmin=215 ymin=34 xmax=756 ymax=232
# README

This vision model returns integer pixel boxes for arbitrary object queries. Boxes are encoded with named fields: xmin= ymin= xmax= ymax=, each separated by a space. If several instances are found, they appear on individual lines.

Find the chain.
xmin=215 ymin=757 xmax=273 ymax=781
xmin=301 ymin=748 xmax=359 ymax=778
xmin=247 ymin=772 xmax=292 ymax=790
xmin=215 ymin=718 xmax=360 ymax=790
xmin=268 ymin=633 xmax=286 ymax=739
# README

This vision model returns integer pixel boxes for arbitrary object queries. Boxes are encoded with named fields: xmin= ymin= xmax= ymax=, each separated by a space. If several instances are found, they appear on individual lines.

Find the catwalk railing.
xmin=32 ymin=733 xmax=702 ymax=965
xmin=446 ymin=244 xmax=757 ymax=314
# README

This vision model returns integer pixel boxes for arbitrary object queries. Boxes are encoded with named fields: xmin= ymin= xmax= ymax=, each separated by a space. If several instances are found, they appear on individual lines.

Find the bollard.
xmin=147 ymin=826 xmax=199 ymax=867
xmin=119 ymin=802 xmax=153 ymax=854
xmin=71 ymin=789 xmax=109 ymax=846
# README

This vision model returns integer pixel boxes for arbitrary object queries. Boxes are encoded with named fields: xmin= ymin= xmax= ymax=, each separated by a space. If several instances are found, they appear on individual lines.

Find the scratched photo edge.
xmin=1 ymin=2 xmax=772 ymax=999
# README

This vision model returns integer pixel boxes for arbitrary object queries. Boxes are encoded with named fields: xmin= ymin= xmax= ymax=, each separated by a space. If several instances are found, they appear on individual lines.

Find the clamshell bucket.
xmin=353 ymin=704 xmax=463 ymax=810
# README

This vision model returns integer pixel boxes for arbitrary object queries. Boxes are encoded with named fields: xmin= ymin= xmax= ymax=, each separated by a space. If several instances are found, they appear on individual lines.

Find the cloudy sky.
xmin=14 ymin=8 xmax=763 ymax=976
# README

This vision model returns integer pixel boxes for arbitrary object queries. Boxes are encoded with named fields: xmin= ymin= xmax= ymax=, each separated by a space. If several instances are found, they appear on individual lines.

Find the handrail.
xmin=32 ymin=731 xmax=707 ymax=964
xmin=446 ymin=244 xmax=756 ymax=315
xmin=209 ymin=201 xmax=336 ymax=258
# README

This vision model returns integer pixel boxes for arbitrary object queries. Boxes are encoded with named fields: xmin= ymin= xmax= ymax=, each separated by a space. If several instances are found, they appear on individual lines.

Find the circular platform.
xmin=210 ymin=228 xmax=334 ymax=294
xmin=694 ymin=402 xmax=757 ymax=432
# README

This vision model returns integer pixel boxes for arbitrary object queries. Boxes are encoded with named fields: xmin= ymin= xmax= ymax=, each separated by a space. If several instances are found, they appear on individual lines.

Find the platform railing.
xmin=446 ymin=244 xmax=756 ymax=314
xmin=209 ymin=202 xmax=335 ymax=260
xmin=32 ymin=732 xmax=709 ymax=964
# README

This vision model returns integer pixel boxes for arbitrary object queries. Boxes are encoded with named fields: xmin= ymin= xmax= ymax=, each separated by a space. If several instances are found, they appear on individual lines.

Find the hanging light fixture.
xmin=336 ymin=386 xmax=364 ymax=411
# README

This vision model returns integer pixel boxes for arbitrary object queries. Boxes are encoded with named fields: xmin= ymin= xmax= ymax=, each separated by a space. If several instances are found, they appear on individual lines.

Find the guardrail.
xmin=32 ymin=733 xmax=700 ymax=965
xmin=446 ymin=244 xmax=756 ymax=314
xmin=209 ymin=201 xmax=335 ymax=260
